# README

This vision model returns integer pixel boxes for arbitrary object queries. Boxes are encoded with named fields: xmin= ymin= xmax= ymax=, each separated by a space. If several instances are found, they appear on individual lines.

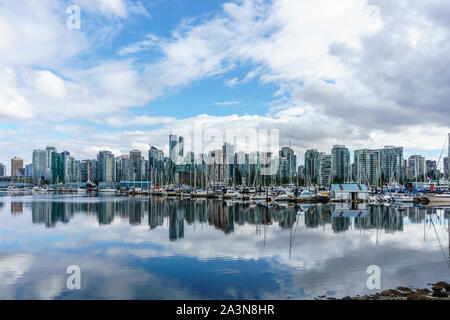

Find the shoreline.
xmin=318 ymin=282 xmax=450 ymax=300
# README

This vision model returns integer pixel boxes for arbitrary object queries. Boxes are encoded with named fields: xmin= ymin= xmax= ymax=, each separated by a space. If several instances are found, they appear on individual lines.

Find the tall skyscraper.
xmin=63 ymin=154 xmax=78 ymax=182
xmin=25 ymin=164 xmax=33 ymax=178
xmin=319 ymin=153 xmax=333 ymax=186
xmin=97 ymin=151 xmax=115 ymax=182
xmin=45 ymin=146 xmax=56 ymax=180
xmin=169 ymin=135 xmax=184 ymax=160
xmin=305 ymin=149 xmax=320 ymax=185
xmin=223 ymin=143 xmax=235 ymax=166
xmin=354 ymin=149 xmax=381 ymax=186
xmin=116 ymin=155 xmax=133 ymax=181
xmin=426 ymin=160 xmax=438 ymax=180
xmin=11 ymin=157 xmax=24 ymax=177
xmin=149 ymin=146 xmax=165 ymax=176
xmin=279 ymin=147 xmax=297 ymax=183
xmin=380 ymin=146 xmax=404 ymax=183
xmin=79 ymin=160 xmax=96 ymax=182
xmin=32 ymin=149 xmax=47 ymax=181
xmin=407 ymin=155 xmax=426 ymax=181
xmin=129 ymin=150 xmax=144 ymax=180
xmin=331 ymin=145 xmax=350 ymax=183
xmin=51 ymin=152 xmax=64 ymax=183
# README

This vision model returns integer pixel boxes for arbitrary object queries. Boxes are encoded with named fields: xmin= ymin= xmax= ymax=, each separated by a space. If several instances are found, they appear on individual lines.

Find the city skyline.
xmin=1 ymin=134 xmax=448 ymax=187
xmin=1 ymin=135 xmax=449 ymax=174
xmin=1 ymin=1 xmax=450 ymax=173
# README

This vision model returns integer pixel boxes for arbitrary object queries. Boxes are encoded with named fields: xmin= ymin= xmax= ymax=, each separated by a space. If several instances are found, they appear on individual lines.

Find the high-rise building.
xmin=426 ymin=160 xmax=438 ymax=180
xmin=51 ymin=152 xmax=64 ymax=183
xmin=235 ymin=151 xmax=248 ymax=185
xmin=63 ymin=154 xmax=78 ymax=182
xmin=297 ymin=165 xmax=305 ymax=184
xmin=32 ymin=149 xmax=47 ymax=181
xmin=169 ymin=135 xmax=184 ymax=161
xmin=149 ymin=147 xmax=164 ymax=169
xmin=305 ymin=149 xmax=320 ymax=185
xmin=0 ymin=163 xmax=6 ymax=177
xmin=116 ymin=155 xmax=134 ymax=181
xmin=11 ymin=157 xmax=24 ymax=177
xmin=354 ymin=149 xmax=381 ymax=186
xmin=380 ymin=146 xmax=404 ymax=183
xmin=149 ymin=147 xmax=165 ymax=186
xmin=97 ymin=151 xmax=115 ymax=182
xmin=129 ymin=150 xmax=145 ymax=180
xmin=278 ymin=147 xmax=297 ymax=184
xmin=331 ymin=145 xmax=350 ymax=183
xmin=25 ymin=164 xmax=33 ymax=178
xmin=209 ymin=149 xmax=226 ymax=185
xmin=319 ymin=153 xmax=333 ymax=186
xmin=45 ymin=146 xmax=56 ymax=180
xmin=407 ymin=155 xmax=426 ymax=181
xmin=129 ymin=150 xmax=141 ymax=164
xmin=223 ymin=143 xmax=235 ymax=180
xmin=79 ymin=160 xmax=96 ymax=182
xmin=248 ymin=151 xmax=260 ymax=184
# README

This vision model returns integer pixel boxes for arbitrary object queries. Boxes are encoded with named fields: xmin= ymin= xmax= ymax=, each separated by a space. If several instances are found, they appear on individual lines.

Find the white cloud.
xmin=118 ymin=34 xmax=159 ymax=55
xmin=215 ymin=100 xmax=241 ymax=106
xmin=0 ymin=67 xmax=35 ymax=120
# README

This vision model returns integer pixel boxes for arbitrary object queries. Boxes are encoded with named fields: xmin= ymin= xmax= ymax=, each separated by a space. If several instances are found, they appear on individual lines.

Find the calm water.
xmin=0 ymin=193 xmax=449 ymax=300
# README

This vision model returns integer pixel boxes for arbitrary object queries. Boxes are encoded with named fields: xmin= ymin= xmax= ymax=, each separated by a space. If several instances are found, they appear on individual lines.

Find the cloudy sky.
xmin=0 ymin=0 xmax=449 ymax=171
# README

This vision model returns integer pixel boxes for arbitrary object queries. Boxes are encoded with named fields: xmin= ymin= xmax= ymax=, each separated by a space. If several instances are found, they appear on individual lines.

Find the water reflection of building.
xmin=30 ymin=199 xmax=150 ymax=227
xmin=332 ymin=216 xmax=351 ymax=233
xmin=305 ymin=204 xmax=331 ymax=228
xmin=327 ymin=203 xmax=405 ymax=233
xmin=32 ymin=201 xmax=73 ymax=227
xmin=148 ymin=198 xmax=165 ymax=229
xmin=128 ymin=201 xmax=144 ymax=225
xmin=25 ymin=197 xmax=426 ymax=240
xmin=353 ymin=206 xmax=403 ymax=232
xmin=331 ymin=202 xmax=365 ymax=233
xmin=11 ymin=202 xmax=24 ymax=215
xmin=169 ymin=208 xmax=184 ymax=241
xmin=97 ymin=201 xmax=114 ymax=225
xmin=406 ymin=206 xmax=426 ymax=224
xmin=208 ymin=202 xmax=234 ymax=234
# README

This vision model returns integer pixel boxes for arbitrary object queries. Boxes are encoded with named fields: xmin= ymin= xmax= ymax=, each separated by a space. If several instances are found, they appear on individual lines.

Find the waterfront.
xmin=0 ymin=194 xmax=448 ymax=300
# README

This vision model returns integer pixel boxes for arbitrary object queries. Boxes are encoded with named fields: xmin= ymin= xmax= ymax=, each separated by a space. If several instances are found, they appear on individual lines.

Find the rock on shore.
xmin=319 ymin=282 xmax=450 ymax=300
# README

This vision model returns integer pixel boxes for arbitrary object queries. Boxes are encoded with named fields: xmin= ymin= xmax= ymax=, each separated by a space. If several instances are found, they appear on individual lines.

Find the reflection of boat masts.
xmin=288 ymin=209 xmax=300 ymax=260
xmin=429 ymin=212 xmax=450 ymax=269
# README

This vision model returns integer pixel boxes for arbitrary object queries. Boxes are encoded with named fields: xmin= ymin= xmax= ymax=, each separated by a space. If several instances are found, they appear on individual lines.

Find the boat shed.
xmin=330 ymin=184 xmax=369 ymax=201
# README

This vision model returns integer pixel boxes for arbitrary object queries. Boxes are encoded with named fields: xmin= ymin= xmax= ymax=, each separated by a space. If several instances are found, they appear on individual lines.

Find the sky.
xmin=0 ymin=0 xmax=450 ymax=172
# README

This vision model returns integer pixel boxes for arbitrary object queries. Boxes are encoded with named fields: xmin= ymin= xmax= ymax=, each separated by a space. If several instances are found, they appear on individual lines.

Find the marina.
xmin=2 ymin=182 xmax=450 ymax=207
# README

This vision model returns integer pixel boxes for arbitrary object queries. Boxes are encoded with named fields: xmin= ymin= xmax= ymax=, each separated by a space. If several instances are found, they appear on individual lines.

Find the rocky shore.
xmin=318 ymin=282 xmax=450 ymax=300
